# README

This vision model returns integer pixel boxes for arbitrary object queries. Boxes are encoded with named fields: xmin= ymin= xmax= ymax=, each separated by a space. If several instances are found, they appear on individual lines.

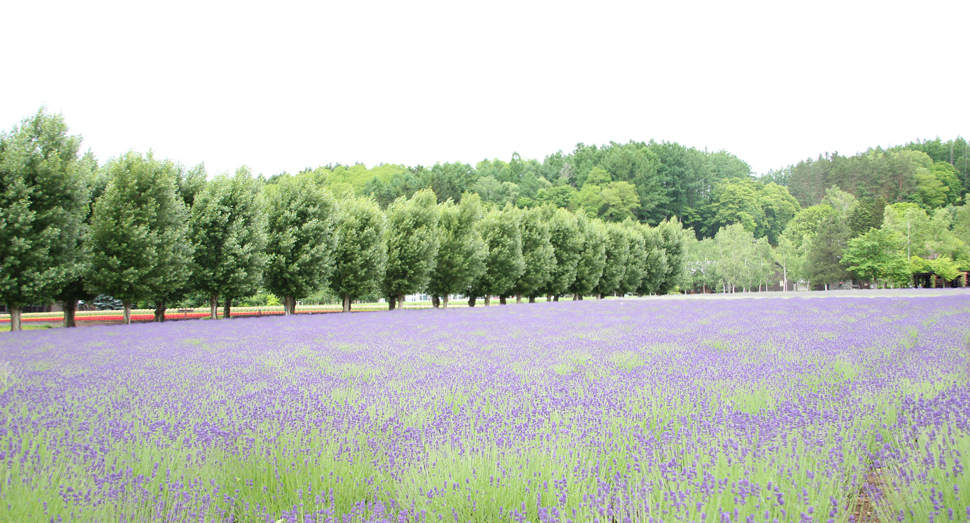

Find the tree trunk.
xmin=123 ymin=302 xmax=132 ymax=324
xmin=388 ymin=295 xmax=396 ymax=310
xmin=499 ymin=295 xmax=507 ymax=305
xmin=442 ymin=295 xmax=449 ymax=309
xmin=210 ymin=294 xmax=219 ymax=320
xmin=154 ymin=300 xmax=166 ymax=322
xmin=284 ymin=295 xmax=296 ymax=315
xmin=528 ymin=296 xmax=535 ymax=303
xmin=553 ymin=295 xmax=559 ymax=302
xmin=597 ymin=293 xmax=603 ymax=300
xmin=484 ymin=295 xmax=491 ymax=306
xmin=516 ymin=294 xmax=522 ymax=304
xmin=343 ymin=294 xmax=351 ymax=312
xmin=223 ymin=298 xmax=232 ymax=319
xmin=431 ymin=295 xmax=440 ymax=308
xmin=572 ymin=294 xmax=579 ymax=301
xmin=467 ymin=295 xmax=476 ymax=307
xmin=8 ymin=306 xmax=22 ymax=332
xmin=397 ymin=294 xmax=405 ymax=310
xmin=63 ymin=300 xmax=78 ymax=328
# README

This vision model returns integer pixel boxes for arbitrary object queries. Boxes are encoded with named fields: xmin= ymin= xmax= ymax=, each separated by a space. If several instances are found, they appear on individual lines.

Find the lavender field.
xmin=2 ymin=295 xmax=970 ymax=522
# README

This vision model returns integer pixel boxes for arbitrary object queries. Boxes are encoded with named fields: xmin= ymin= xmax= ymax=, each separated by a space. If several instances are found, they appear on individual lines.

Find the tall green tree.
xmin=592 ymin=222 xmax=630 ymax=298
xmin=472 ymin=206 xmax=525 ymax=305
xmin=539 ymin=206 xmax=583 ymax=300
xmin=0 ymin=109 xmax=91 ymax=331
xmin=568 ymin=215 xmax=607 ymax=299
xmin=53 ymin=152 xmax=99 ymax=328
xmin=263 ymin=173 xmax=338 ymax=315
xmin=88 ymin=151 xmax=192 ymax=323
xmin=427 ymin=194 xmax=487 ymax=308
xmin=619 ymin=220 xmax=647 ymax=295
xmin=656 ymin=218 xmax=687 ymax=294
xmin=805 ymin=214 xmax=851 ymax=289
xmin=330 ymin=196 xmax=388 ymax=312
xmin=637 ymin=224 xmax=668 ymax=295
xmin=190 ymin=167 xmax=268 ymax=319
xmin=382 ymin=189 xmax=440 ymax=309
xmin=511 ymin=207 xmax=555 ymax=302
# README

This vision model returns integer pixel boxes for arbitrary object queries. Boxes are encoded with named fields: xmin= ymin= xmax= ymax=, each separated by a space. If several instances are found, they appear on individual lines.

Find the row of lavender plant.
xmin=1 ymin=293 xmax=969 ymax=522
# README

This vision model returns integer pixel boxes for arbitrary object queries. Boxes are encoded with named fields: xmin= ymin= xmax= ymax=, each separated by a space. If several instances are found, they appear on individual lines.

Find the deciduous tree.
xmin=592 ymin=222 xmax=630 ymax=298
xmin=473 ymin=206 xmax=524 ymax=305
xmin=568 ymin=215 xmax=607 ymax=299
xmin=841 ymin=228 xmax=908 ymax=287
xmin=190 ymin=167 xmax=268 ymax=319
xmin=539 ymin=206 xmax=583 ymax=300
xmin=382 ymin=189 xmax=440 ymax=309
xmin=0 ymin=109 xmax=91 ymax=331
xmin=427 ymin=194 xmax=487 ymax=308
xmin=511 ymin=207 xmax=555 ymax=302
xmin=88 ymin=151 xmax=192 ymax=323
xmin=263 ymin=173 xmax=338 ymax=315
xmin=330 ymin=196 xmax=387 ymax=312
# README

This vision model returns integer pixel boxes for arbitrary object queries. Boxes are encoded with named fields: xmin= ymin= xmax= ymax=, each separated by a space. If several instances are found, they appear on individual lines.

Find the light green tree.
xmin=746 ymin=237 xmax=775 ymax=291
xmin=685 ymin=236 xmax=719 ymax=293
xmin=913 ymin=167 xmax=948 ymax=208
xmin=774 ymin=235 xmax=799 ymax=291
xmin=821 ymin=186 xmax=858 ymax=222
xmin=929 ymin=256 xmax=963 ymax=283
xmin=427 ymin=194 xmax=487 ymax=308
xmin=263 ymin=173 xmax=338 ymax=315
xmin=715 ymin=223 xmax=754 ymax=293
xmin=782 ymin=204 xmax=835 ymax=251
xmin=0 ymin=109 xmax=91 ymax=331
xmin=330 ymin=196 xmax=387 ymax=312
xmin=841 ymin=228 xmax=909 ymax=287
xmin=190 ymin=167 xmax=268 ymax=319
xmin=88 ymin=151 xmax=192 ymax=323
xmin=382 ymin=189 xmax=440 ymax=309
xmin=570 ymin=167 xmax=640 ymax=222
xmin=882 ymin=203 xmax=931 ymax=260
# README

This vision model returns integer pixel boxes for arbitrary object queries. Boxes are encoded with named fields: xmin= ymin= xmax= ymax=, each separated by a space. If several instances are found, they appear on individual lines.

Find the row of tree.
xmin=0 ymin=110 xmax=688 ymax=331
xmin=3 ymin=109 xmax=967 ymax=330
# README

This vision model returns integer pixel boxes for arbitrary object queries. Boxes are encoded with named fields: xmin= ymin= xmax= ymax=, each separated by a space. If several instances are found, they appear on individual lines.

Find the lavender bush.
xmin=1 ymin=294 xmax=969 ymax=522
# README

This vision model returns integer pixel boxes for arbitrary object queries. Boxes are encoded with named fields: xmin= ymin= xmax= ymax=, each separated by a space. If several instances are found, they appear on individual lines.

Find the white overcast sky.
xmin=2 ymin=0 xmax=967 ymax=177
